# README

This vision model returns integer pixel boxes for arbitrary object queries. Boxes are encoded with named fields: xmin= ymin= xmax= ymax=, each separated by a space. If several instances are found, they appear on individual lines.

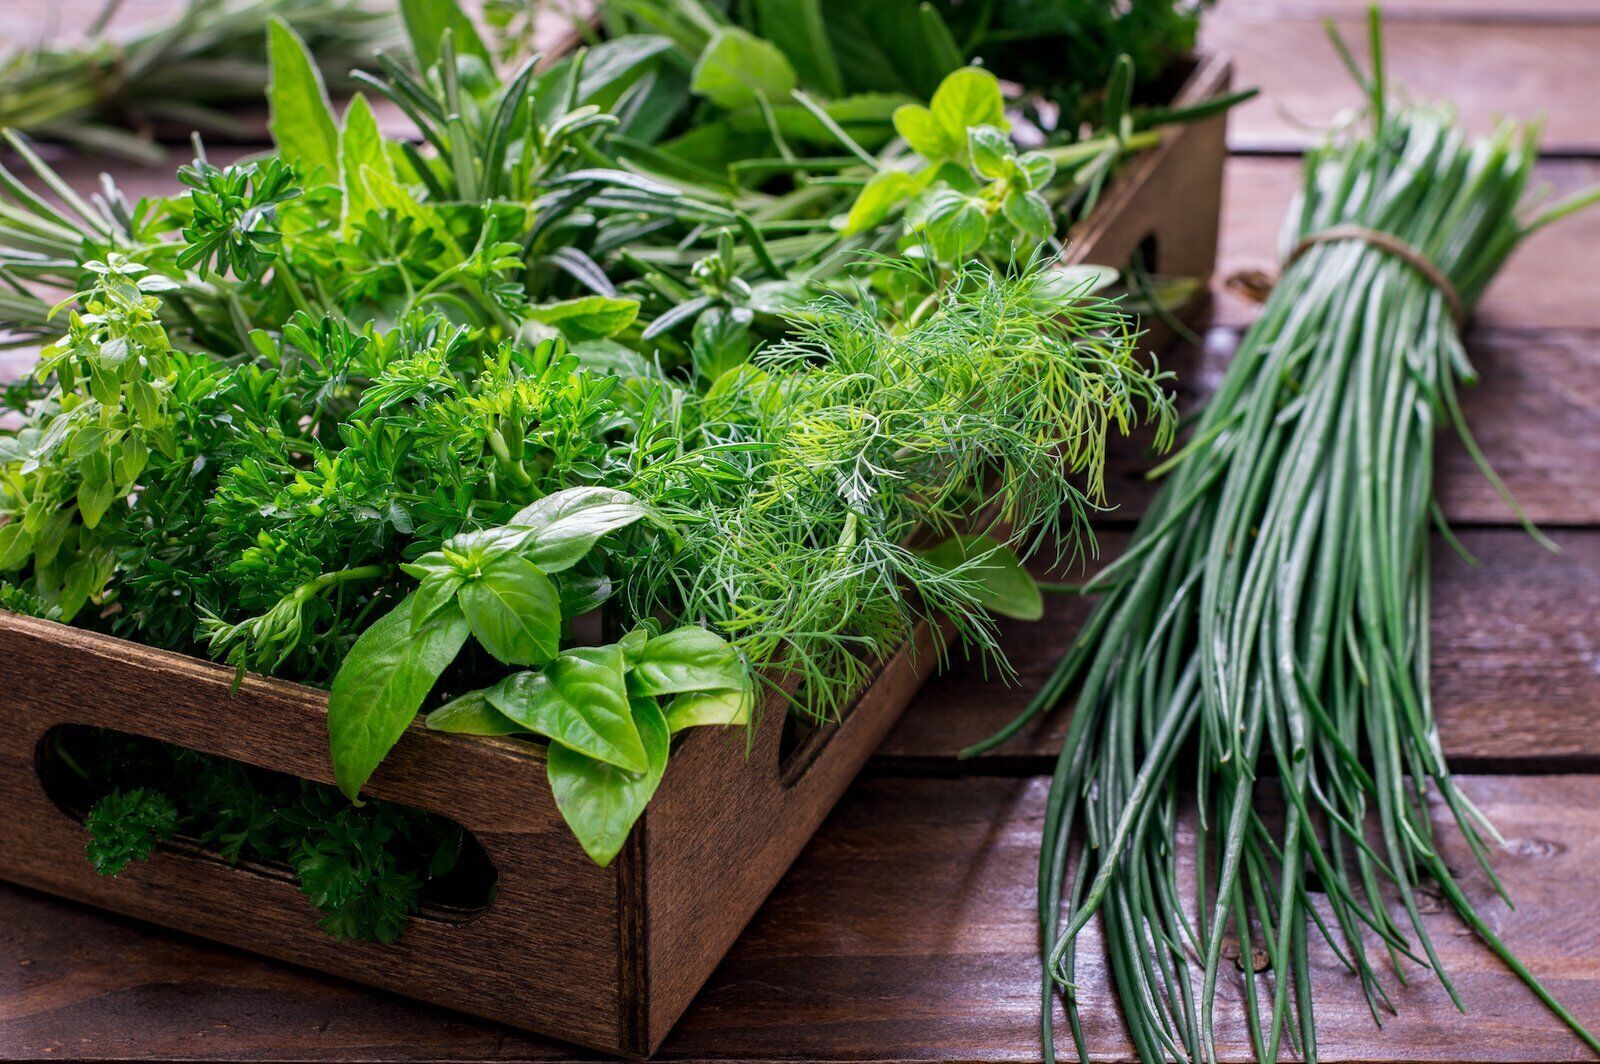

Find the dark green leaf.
xmin=753 ymin=0 xmax=844 ymax=97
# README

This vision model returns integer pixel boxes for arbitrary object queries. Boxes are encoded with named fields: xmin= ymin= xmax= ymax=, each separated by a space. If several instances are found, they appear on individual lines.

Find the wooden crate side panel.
xmin=639 ymin=618 xmax=946 ymax=1052
xmin=1066 ymin=54 xmax=1233 ymax=283
xmin=0 ymin=615 xmax=628 ymax=1053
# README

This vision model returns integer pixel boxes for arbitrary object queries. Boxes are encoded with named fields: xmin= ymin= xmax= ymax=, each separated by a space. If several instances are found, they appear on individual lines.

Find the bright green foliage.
xmin=85 ymin=787 xmax=178 ymax=875
xmin=0 ymin=0 xmax=1173 ymax=883
xmin=266 ymin=18 xmax=341 ymax=179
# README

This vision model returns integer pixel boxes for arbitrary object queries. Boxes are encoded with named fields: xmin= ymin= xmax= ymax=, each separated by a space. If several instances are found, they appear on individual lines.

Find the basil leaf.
xmin=664 ymin=685 xmax=752 ymax=734
xmin=458 ymin=553 xmax=560 ymax=666
xmin=626 ymin=625 xmax=744 ymax=697
xmin=425 ymin=690 xmax=525 ymax=736
xmin=546 ymin=697 xmax=669 ymax=866
xmin=690 ymin=27 xmax=797 ymax=112
xmin=486 ymin=646 xmax=647 ymax=772
xmin=266 ymin=18 xmax=339 ymax=180
xmin=328 ymin=594 xmax=470 ymax=800
xmin=509 ymin=487 xmax=647 ymax=573
xmin=409 ymin=571 xmax=463 ymax=634
xmin=923 ymin=534 xmax=1043 ymax=621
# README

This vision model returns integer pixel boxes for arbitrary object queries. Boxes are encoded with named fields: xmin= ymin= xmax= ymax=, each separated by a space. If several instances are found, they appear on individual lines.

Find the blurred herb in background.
xmin=0 ymin=0 xmax=395 ymax=163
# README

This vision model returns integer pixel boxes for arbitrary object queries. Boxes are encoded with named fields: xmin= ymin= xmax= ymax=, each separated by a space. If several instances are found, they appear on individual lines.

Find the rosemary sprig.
xmin=966 ymin=10 xmax=1600 ymax=1062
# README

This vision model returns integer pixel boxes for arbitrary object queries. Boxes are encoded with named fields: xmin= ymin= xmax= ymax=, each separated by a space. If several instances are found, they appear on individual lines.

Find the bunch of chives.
xmin=966 ymin=13 xmax=1600 ymax=1062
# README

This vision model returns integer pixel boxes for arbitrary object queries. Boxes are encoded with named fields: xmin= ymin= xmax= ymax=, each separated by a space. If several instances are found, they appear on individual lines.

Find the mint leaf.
xmin=690 ymin=27 xmax=797 ymax=112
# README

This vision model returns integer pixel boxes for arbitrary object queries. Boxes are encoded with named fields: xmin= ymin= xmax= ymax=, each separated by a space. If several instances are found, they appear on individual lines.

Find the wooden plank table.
xmin=5 ymin=1 xmax=1600 ymax=1060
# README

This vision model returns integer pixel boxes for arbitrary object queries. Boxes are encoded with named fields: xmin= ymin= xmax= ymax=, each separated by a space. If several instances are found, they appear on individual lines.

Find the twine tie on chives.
xmin=1227 ymin=223 xmax=1466 ymax=326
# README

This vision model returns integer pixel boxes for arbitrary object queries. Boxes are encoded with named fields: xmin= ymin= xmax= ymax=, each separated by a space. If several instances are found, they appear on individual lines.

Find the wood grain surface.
xmin=878 ymin=527 xmax=1600 ymax=770
xmin=6 ymin=0 xmax=1600 ymax=1061
xmin=6 ymin=774 xmax=1600 ymax=1061
xmin=1205 ymin=11 xmax=1600 ymax=154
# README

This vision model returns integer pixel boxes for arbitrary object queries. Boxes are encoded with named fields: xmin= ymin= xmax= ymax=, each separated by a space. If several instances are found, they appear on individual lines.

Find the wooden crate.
xmin=0 ymin=55 xmax=1232 ymax=1058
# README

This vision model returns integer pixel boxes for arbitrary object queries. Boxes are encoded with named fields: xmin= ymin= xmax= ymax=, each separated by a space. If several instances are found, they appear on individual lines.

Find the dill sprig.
xmin=966 ymin=11 xmax=1600 ymax=1062
xmin=622 ymin=260 xmax=1174 ymax=719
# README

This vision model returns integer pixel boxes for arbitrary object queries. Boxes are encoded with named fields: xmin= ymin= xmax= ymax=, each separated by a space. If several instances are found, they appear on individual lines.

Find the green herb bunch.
xmin=0 ymin=0 xmax=1171 ymax=879
xmin=0 ymin=0 xmax=394 ymax=164
xmin=59 ymin=726 xmax=479 ymax=942
xmin=595 ymin=0 xmax=1247 ymax=230
xmin=965 ymin=14 xmax=1600 ymax=1062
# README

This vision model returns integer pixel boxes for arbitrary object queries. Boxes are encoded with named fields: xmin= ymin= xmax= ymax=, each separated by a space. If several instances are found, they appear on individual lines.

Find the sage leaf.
xmin=546 ymin=697 xmax=669 ymax=866
xmin=509 ymin=487 xmax=647 ymax=573
xmin=690 ymin=27 xmax=797 ymax=112
xmin=399 ymin=0 xmax=490 ymax=72
xmin=266 ymin=19 xmax=339 ymax=180
xmin=328 ymin=594 xmax=470 ymax=801
xmin=923 ymin=534 xmax=1042 ymax=621
xmin=425 ymin=690 xmax=525 ymax=736
xmin=486 ymin=645 xmax=647 ymax=772
xmin=626 ymin=625 xmax=745 ymax=697
xmin=458 ymin=553 xmax=560 ymax=666
xmin=340 ymin=92 xmax=392 ymax=237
